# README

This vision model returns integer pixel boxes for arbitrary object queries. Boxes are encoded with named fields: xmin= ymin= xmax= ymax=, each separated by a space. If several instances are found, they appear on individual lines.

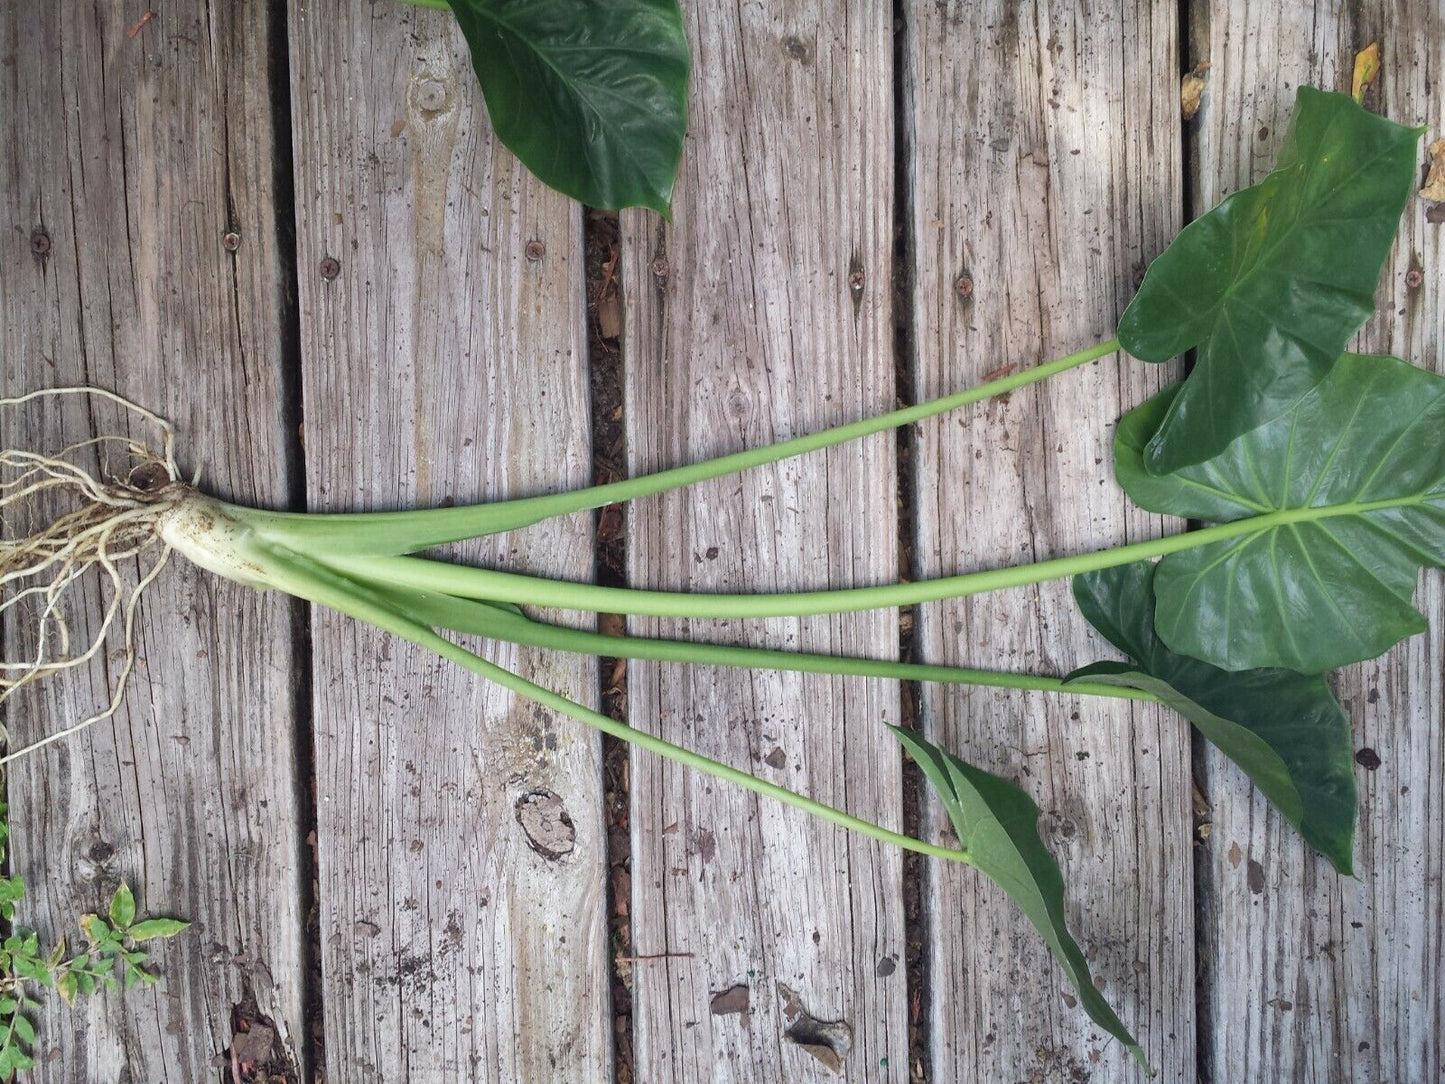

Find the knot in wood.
xmin=515 ymin=789 xmax=576 ymax=860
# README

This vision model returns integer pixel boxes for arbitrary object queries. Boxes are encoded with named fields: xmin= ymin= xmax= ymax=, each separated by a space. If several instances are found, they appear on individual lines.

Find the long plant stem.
xmin=239 ymin=338 xmax=1122 ymax=556
xmin=313 ymin=494 xmax=1423 ymax=619
xmin=272 ymin=551 xmax=972 ymax=865
xmin=347 ymin=577 xmax=1160 ymax=703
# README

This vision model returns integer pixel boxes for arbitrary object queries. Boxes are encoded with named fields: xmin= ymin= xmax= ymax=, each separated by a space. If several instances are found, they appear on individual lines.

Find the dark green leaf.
xmin=110 ymin=882 xmax=136 ymax=930
xmin=11 ymin=1015 xmax=33 ymax=1047
xmin=1115 ymin=354 xmax=1445 ymax=672
xmin=126 ymin=919 xmax=190 ymax=943
xmin=1118 ymin=87 xmax=1421 ymax=473
xmin=445 ymin=0 xmax=690 ymax=213
xmin=1067 ymin=563 xmax=1356 ymax=872
xmin=890 ymin=727 xmax=1149 ymax=1071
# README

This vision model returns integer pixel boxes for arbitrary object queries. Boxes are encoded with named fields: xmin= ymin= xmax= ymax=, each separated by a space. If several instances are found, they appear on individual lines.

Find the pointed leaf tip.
xmin=889 ymin=726 xmax=1149 ymax=1069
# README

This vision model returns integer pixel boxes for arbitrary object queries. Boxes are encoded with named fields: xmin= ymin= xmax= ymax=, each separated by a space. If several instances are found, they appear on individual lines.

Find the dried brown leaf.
xmin=1181 ymin=62 xmax=1211 ymax=120
xmin=1421 ymin=139 xmax=1445 ymax=202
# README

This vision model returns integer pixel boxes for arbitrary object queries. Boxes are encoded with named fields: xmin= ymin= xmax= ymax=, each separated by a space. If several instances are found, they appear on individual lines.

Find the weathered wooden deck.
xmin=2 ymin=1 xmax=1441 ymax=1081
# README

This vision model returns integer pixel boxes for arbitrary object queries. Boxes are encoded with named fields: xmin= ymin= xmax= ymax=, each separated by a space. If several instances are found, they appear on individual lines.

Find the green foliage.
xmin=441 ymin=0 xmax=690 ymax=213
xmin=1067 ymin=563 xmax=1356 ymax=872
xmin=889 ymin=727 xmax=1149 ymax=1072
xmin=1115 ymin=353 xmax=1445 ymax=673
xmin=0 ymin=801 xmax=188 ymax=1079
xmin=1118 ymin=87 xmax=1422 ymax=474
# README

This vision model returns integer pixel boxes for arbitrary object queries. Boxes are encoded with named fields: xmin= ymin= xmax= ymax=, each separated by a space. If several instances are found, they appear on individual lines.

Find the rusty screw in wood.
xmin=525 ymin=239 xmax=546 ymax=261
xmin=30 ymin=228 xmax=51 ymax=256
xmin=222 ymin=231 xmax=241 ymax=253
xmin=954 ymin=273 xmax=974 ymax=298
xmin=1405 ymin=269 xmax=1423 ymax=290
xmin=319 ymin=255 xmax=341 ymax=280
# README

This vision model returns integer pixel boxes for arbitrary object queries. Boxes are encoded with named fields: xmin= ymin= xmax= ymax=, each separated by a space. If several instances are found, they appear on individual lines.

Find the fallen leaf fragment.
xmin=1181 ymin=62 xmax=1211 ymax=120
xmin=709 ymin=984 xmax=750 ymax=1016
xmin=778 ymin=983 xmax=853 ymax=1076
xmin=1351 ymin=42 xmax=1381 ymax=104
xmin=1421 ymin=140 xmax=1445 ymax=203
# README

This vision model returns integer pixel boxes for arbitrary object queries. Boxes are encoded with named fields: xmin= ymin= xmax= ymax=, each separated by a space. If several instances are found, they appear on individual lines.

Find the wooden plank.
xmin=1189 ymin=6 xmax=1444 ymax=1079
xmin=620 ymin=4 xmax=905 ymax=1080
xmin=286 ymin=3 xmax=609 ymax=1079
xmin=0 ymin=1 xmax=308 ymax=1079
xmin=903 ymin=2 xmax=1192 ymax=1078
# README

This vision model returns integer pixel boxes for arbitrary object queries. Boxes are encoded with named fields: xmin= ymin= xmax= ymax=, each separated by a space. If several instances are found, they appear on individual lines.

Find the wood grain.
xmin=0 ymin=1 xmax=307 ymax=1078
xmin=1189 ymin=5 xmax=1444 ymax=1080
xmin=903 ymin=2 xmax=1192 ymax=1078
xmin=286 ymin=2 xmax=608 ymax=1080
xmin=620 ymin=3 xmax=906 ymax=1079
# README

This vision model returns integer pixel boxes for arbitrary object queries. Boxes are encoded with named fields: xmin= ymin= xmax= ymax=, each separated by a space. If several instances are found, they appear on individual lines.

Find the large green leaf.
xmin=1117 ymin=87 xmax=1421 ymax=474
xmin=444 ymin=0 xmax=690 ymax=213
xmin=890 ymin=727 xmax=1148 ymax=1071
xmin=1115 ymin=353 xmax=1445 ymax=673
xmin=1067 ymin=563 xmax=1356 ymax=873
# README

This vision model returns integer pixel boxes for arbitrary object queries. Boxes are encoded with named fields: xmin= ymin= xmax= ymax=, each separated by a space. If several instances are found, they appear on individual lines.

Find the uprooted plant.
xmin=1 ymin=87 xmax=1436 ymax=1069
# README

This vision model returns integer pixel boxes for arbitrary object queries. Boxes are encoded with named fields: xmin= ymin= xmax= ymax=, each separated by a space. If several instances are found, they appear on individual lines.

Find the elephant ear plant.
xmin=0 ymin=88 xmax=1432 ymax=1068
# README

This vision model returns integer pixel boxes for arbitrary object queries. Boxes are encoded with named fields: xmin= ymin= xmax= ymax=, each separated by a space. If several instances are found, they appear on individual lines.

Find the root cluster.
xmin=1 ymin=388 xmax=184 ymax=765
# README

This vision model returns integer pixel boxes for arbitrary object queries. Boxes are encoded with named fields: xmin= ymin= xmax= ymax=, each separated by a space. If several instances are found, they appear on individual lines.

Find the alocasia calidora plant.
xmin=1 ymin=87 xmax=1434 ymax=1067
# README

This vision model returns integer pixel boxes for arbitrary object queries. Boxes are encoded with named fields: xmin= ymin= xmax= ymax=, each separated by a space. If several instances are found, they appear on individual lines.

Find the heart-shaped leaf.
xmin=1118 ymin=87 xmax=1421 ymax=474
xmin=1115 ymin=353 xmax=1445 ymax=673
xmin=445 ymin=0 xmax=690 ymax=213
xmin=891 ymin=727 xmax=1148 ymax=1071
xmin=1067 ymin=563 xmax=1356 ymax=873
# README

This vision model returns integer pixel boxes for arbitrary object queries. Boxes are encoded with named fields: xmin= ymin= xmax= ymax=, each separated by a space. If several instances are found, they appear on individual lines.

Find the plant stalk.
xmin=264 ymin=548 xmax=974 ymax=866
xmin=340 ymin=578 xmax=1161 ymax=703
xmin=311 ymin=493 xmax=1425 ymax=620
xmin=237 ymin=338 xmax=1122 ymax=556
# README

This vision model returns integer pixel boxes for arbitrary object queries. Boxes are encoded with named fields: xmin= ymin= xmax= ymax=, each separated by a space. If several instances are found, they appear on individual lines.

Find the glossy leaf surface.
xmin=891 ymin=727 xmax=1148 ymax=1069
xmin=1068 ymin=563 xmax=1356 ymax=872
xmin=1118 ymin=87 xmax=1421 ymax=473
xmin=446 ymin=0 xmax=689 ymax=213
xmin=1115 ymin=353 xmax=1445 ymax=672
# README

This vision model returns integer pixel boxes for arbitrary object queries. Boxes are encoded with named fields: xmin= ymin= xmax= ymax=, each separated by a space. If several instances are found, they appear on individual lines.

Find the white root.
xmin=0 ymin=387 xmax=186 ymax=766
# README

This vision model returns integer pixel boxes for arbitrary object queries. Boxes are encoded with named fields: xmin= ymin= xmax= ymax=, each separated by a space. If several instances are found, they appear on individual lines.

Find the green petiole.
xmin=333 ymin=576 xmax=1161 ymax=703
xmin=266 ymin=548 xmax=972 ymax=865
xmin=237 ymin=338 xmax=1121 ymax=556
xmin=303 ymin=493 xmax=1426 ymax=620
